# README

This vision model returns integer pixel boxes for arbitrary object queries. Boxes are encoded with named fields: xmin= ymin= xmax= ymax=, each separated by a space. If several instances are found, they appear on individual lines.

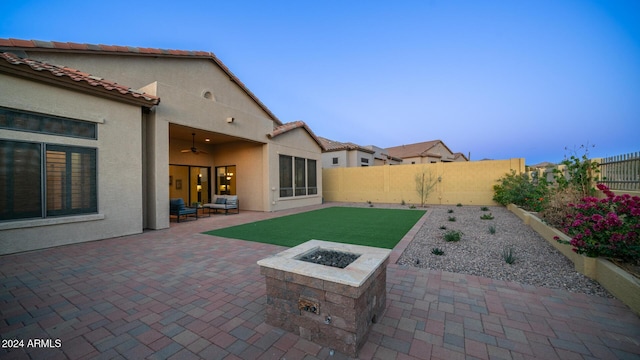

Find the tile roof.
xmin=453 ymin=152 xmax=469 ymax=161
xmin=268 ymin=120 xmax=324 ymax=151
xmin=0 ymin=38 xmax=280 ymax=124
xmin=0 ymin=51 xmax=160 ymax=107
xmin=318 ymin=137 xmax=375 ymax=154
xmin=385 ymin=140 xmax=442 ymax=159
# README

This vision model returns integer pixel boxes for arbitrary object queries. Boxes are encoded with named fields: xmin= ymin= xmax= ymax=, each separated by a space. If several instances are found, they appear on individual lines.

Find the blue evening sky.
xmin=1 ymin=1 xmax=638 ymax=165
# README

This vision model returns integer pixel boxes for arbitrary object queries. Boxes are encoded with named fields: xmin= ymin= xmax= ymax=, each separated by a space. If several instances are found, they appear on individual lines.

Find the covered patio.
xmin=1 ymin=205 xmax=639 ymax=359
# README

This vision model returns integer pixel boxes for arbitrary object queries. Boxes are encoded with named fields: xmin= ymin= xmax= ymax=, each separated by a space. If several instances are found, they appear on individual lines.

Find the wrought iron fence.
xmin=598 ymin=152 xmax=640 ymax=191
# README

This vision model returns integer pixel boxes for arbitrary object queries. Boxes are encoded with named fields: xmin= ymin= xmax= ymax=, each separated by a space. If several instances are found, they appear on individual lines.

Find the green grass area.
xmin=203 ymin=207 xmax=426 ymax=249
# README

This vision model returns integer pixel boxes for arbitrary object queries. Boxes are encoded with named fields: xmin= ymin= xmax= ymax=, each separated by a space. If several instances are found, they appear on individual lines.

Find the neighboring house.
xmin=386 ymin=140 xmax=468 ymax=164
xmin=318 ymin=137 xmax=375 ymax=167
xmin=0 ymin=39 xmax=323 ymax=254
xmin=363 ymin=145 xmax=403 ymax=166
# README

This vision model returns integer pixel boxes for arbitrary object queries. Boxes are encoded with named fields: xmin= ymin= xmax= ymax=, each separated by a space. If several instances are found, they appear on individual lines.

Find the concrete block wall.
xmin=323 ymin=158 xmax=525 ymax=206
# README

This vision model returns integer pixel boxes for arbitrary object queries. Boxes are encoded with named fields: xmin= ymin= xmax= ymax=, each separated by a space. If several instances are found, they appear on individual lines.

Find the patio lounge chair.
xmin=170 ymin=198 xmax=198 ymax=222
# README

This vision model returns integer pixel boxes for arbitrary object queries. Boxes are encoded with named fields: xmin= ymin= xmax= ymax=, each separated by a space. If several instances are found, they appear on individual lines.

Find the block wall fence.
xmin=322 ymin=158 xmax=525 ymax=206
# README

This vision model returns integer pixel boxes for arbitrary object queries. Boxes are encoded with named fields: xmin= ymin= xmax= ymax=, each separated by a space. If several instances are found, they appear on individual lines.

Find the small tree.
xmin=415 ymin=167 xmax=438 ymax=207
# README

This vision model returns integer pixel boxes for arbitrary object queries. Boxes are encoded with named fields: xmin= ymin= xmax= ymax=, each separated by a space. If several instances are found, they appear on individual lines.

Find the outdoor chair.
xmin=169 ymin=198 xmax=198 ymax=222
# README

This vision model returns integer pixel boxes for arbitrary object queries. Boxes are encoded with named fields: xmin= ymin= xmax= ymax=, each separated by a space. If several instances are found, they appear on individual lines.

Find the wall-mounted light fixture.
xmin=226 ymin=117 xmax=234 ymax=123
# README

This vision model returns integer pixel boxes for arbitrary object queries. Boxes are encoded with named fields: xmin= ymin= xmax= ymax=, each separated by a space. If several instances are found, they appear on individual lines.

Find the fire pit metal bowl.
xmin=257 ymin=240 xmax=391 ymax=357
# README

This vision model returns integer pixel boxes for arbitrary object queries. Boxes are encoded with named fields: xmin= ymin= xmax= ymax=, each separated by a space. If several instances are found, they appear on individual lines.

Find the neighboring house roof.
xmin=268 ymin=120 xmax=325 ymax=151
xmin=318 ymin=137 xmax=375 ymax=154
xmin=0 ymin=52 xmax=160 ymax=107
xmin=453 ymin=152 xmax=469 ymax=161
xmin=386 ymin=140 xmax=442 ymax=159
xmin=386 ymin=140 xmax=446 ymax=159
xmin=530 ymin=161 xmax=556 ymax=168
xmin=0 ymin=38 xmax=280 ymax=124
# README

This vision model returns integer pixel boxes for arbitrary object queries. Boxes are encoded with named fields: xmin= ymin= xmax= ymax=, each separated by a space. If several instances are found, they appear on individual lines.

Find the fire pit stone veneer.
xmin=257 ymin=240 xmax=391 ymax=357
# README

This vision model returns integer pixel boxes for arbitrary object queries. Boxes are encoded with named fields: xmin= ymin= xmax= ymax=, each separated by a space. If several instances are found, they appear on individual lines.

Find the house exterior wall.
xmin=267 ymin=129 xmax=323 ymax=211
xmin=349 ymin=150 xmax=374 ymax=167
xmin=322 ymin=150 xmax=375 ymax=168
xmin=323 ymin=159 xmax=526 ymax=206
xmin=0 ymin=74 xmax=144 ymax=254
xmin=322 ymin=151 xmax=347 ymax=168
xmin=17 ymin=52 xmax=322 ymax=219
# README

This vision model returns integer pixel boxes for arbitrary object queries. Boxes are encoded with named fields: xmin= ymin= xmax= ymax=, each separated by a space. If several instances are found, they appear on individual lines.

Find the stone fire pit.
xmin=257 ymin=240 xmax=391 ymax=357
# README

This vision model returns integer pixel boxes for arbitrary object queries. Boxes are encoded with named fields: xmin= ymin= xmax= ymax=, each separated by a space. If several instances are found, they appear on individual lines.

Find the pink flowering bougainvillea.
xmin=555 ymin=184 xmax=640 ymax=263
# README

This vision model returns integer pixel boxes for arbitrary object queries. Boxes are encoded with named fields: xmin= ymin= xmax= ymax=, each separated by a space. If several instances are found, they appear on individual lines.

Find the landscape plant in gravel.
xmin=556 ymin=183 xmax=640 ymax=264
xmin=480 ymin=213 xmax=495 ymax=220
xmin=502 ymin=246 xmax=516 ymax=264
xmin=448 ymin=216 xmax=456 ymax=222
xmin=489 ymin=225 xmax=496 ymax=234
xmin=431 ymin=248 xmax=445 ymax=255
xmin=443 ymin=230 xmax=463 ymax=242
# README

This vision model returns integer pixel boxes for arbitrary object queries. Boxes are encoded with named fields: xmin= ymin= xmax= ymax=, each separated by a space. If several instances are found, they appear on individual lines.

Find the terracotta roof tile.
xmin=268 ymin=121 xmax=324 ymax=151
xmin=386 ymin=140 xmax=441 ymax=159
xmin=0 ymin=52 xmax=160 ymax=107
xmin=318 ymin=137 xmax=375 ymax=154
xmin=0 ymin=38 xmax=281 ymax=124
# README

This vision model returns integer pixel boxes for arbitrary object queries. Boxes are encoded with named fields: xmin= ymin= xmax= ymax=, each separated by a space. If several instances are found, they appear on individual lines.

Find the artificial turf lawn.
xmin=203 ymin=206 xmax=426 ymax=248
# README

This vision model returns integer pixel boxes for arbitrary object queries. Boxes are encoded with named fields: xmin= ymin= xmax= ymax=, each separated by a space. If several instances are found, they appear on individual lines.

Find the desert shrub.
xmin=539 ymin=186 xmax=582 ymax=228
xmin=493 ymin=170 xmax=549 ymax=212
xmin=431 ymin=248 xmax=445 ymax=255
xmin=480 ymin=213 xmax=494 ymax=220
xmin=556 ymin=184 xmax=640 ymax=264
xmin=488 ymin=225 xmax=496 ymax=234
xmin=443 ymin=230 xmax=463 ymax=242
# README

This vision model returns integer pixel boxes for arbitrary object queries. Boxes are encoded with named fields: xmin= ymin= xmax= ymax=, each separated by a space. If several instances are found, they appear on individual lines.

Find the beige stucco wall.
xmin=323 ymin=158 xmax=525 ymax=205
xmin=347 ymin=150 xmax=374 ymax=167
xmin=11 ymin=51 xmax=323 ymax=222
xmin=0 ymin=74 xmax=144 ymax=254
xmin=322 ymin=151 xmax=347 ymax=168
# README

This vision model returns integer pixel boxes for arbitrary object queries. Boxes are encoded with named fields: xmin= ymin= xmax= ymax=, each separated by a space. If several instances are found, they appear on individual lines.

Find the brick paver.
xmin=2 ymin=203 xmax=639 ymax=359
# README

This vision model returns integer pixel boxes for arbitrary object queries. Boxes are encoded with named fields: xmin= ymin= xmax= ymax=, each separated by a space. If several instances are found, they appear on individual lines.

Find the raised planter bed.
xmin=508 ymin=204 xmax=640 ymax=315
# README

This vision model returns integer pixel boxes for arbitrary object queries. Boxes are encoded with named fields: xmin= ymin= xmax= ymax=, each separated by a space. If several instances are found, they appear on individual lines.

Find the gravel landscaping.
xmin=397 ymin=205 xmax=613 ymax=297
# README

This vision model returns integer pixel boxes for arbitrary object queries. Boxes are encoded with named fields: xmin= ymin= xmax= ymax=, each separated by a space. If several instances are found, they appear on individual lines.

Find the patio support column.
xmin=144 ymin=112 xmax=170 ymax=230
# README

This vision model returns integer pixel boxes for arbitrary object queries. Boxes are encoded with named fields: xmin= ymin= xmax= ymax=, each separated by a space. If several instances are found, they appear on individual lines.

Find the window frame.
xmin=0 ymin=139 xmax=98 ymax=221
xmin=279 ymin=155 xmax=318 ymax=198
xmin=0 ymin=106 xmax=98 ymax=140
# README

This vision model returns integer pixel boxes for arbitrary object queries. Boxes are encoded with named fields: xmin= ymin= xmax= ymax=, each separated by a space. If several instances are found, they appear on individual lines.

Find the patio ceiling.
xmin=169 ymin=123 xmax=263 ymax=147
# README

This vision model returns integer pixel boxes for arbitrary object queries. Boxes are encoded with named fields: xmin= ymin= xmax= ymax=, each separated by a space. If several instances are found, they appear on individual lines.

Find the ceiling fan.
xmin=181 ymin=133 xmax=208 ymax=154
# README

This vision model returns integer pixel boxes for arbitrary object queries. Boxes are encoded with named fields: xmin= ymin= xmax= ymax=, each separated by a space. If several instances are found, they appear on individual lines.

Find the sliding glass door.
xmin=169 ymin=165 xmax=210 ymax=206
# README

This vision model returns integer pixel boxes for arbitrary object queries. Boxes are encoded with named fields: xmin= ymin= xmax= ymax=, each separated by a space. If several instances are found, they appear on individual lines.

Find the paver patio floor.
xmin=1 ymin=204 xmax=639 ymax=359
